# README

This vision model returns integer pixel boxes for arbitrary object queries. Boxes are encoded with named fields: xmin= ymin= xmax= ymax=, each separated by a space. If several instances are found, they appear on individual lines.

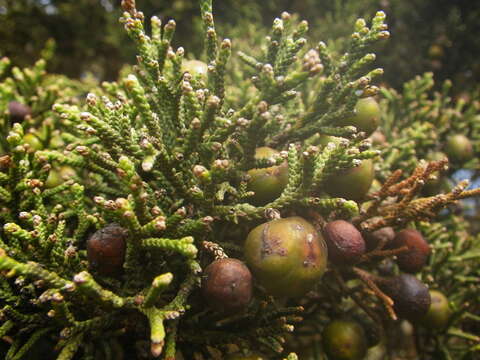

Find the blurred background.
xmin=0 ymin=0 xmax=479 ymax=90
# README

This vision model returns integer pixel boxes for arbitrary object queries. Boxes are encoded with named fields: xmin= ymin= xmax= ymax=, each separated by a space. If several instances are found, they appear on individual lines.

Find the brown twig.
xmin=353 ymin=267 xmax=397 ymax=320
xmin=332 ymin=269 xmax=382 ymax=324
xmin=360 ymin=245 xmax=409 ymax=262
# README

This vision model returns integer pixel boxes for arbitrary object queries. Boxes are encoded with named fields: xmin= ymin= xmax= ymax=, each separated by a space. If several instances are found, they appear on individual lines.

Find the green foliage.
xmin=2 ymin=0 xmax=480 ymax=91
xmin=0 ymin=1 xmax=478 ymax=360
xmin=377 ymin=72 xmax=480 ymax=179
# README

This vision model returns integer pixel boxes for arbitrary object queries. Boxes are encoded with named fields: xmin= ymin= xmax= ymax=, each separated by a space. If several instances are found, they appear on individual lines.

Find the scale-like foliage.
xmin=0 ymin=1 xmax=478 ymax=359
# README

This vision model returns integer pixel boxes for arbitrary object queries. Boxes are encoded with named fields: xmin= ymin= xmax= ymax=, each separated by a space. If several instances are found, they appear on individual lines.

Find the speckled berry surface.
xmin=244 ymin=216 xmax=327 ymax=297
xmin=202 ymin=258 xmax=253 ymax=313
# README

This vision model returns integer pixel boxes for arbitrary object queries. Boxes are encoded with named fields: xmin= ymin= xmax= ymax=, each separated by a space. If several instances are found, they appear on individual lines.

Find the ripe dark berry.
xmin=322 ymin=319 xmax=368 ymax=360
xmin=391 ymin=229 xmax=430 ymax=273
xmin=202 ymin=258 xmax=252 ymax=314
xmin=8 ymin=101 xmax=32 ymax=123
xmin=377 ymin=258 xmax=395 ymax=276
xmin=379 ymin=274 xmax=431 ymax=321
xmin=87 ymin=223 xmax=128 ymax=276
xmin=420 ymin=289 xmax=451 ymax=330
xmin=244 ymin=216 xmax=328 ymax=298
xmin=324 ymin=159 xmax=374 ymax=201
xmin=323 ymin=220 xmax=366 ymax=265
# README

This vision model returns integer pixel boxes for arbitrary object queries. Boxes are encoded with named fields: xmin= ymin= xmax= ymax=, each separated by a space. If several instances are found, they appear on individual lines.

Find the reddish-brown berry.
xmin=87 ymin=223 xmax=128 ymax=276
xmin=323 ymin=220 xmax=366 ymax=265
xmin=202 ymin=258 xmax=253 ymax=314
xmin=365 ymin=226 xmax=395 ymax=251
xmin=8 ymin=101 xmax=32 ymax=123
xmin=391 ymin=229 xmax=430 ymax=273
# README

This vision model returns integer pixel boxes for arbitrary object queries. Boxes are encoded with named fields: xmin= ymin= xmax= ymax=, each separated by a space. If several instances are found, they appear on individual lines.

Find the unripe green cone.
xmin=428 ymin=44 xmax=444 ymax=59
xmin=247 ymin=147 xmax=288 ymax=205
xmin=247 ymin=165 xmax=287 ymax=205
xmin=420 ymin=290 xmax=451 ymax=330
xmin=423 ymin=176 xmax=451 ymax=196
xmin=444 ymin=134 xmax=473 ymax=164
xmin=423 ymin=152 xmax=450 ymax=196
xmin=254 ymin=146 xmax=278 ymax=159
xmin=23 ymin=133 xmax=43 ymax=152
xmin=49 ymin=134 xmax=65 ymax=149
xmin=322 ymin=319 xmax=368 ymax=360
xmin=338 ymin=97 xmax=380 ymax=136
xmin=324 ymin=159 xmax=374 ymax=201
xmin=45 ymin=166 xmax=77 ymax=188
xmin=244 ymin=216 xmax=327 ymax=298
xmin=182 ymin=59 xmax=208 ymax=77
xmin=313 ymin=134 xmax=342 ymax=149
xmin=45 ymin=170 xmax=62 ymax=189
